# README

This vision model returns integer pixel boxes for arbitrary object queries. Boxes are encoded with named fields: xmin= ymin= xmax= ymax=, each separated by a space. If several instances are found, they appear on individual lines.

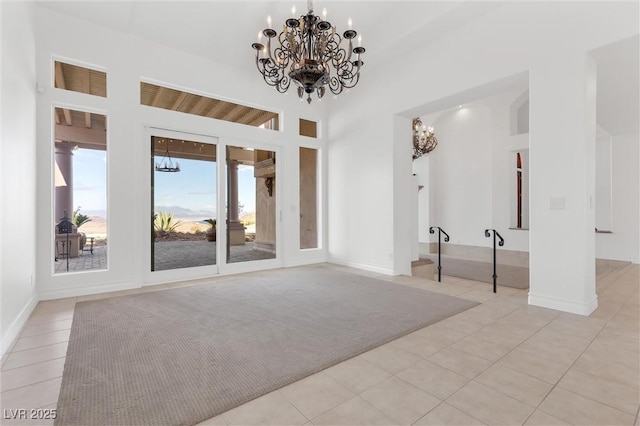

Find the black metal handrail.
xmin=484 ymin=229 xmax=504 ymax=293
xmin=429 ymin=226 xmax=450 ymax=282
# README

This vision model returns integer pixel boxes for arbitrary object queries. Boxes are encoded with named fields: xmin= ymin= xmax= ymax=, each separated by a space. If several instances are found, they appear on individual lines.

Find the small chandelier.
xmin=412 ymin=118 xmax=437 ymax=160
xmin=155 ymin=143 xmax=180 ymax=173
xmin=251 ymin=1 xmax=366 ymax=104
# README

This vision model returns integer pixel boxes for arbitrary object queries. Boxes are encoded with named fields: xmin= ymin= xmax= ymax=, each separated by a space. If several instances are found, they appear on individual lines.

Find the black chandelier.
xmin=251 ymin=1 xmax=366 ymax=104
xmin=155 ymin=142 xmax=180 ymax=173
xmin=412 ymin=118 xmax=437 ymax=160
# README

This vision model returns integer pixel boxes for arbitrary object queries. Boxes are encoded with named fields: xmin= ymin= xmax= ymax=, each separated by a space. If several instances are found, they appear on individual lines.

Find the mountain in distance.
xmin=154 ymin=205 xmax=216 ymax=221
xmin=80 ymin=206 xmax=218 ymax=222
xmin=81 ymin=209 xmax=107 ymax=218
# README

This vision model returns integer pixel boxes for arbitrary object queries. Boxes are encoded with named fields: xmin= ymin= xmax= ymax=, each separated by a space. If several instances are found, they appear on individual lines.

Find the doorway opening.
xmin=226 ymin=145 xmax=277 ymax=264
xmin=151 ymin=136 xmax=218 ymax=271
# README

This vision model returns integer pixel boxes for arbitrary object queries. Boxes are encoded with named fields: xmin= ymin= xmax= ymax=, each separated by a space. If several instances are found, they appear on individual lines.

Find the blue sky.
xmin=73 ymin=149 xmax=107 ymax=214
xmin=73 ymin=149 xmax=256 ymax=219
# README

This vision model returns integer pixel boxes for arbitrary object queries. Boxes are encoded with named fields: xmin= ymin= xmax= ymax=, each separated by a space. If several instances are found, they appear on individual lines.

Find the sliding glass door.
xmin=151 ymin=134 xmax=218 ymax=272
xmin=225 ymin=145 xmax=277 ymax=264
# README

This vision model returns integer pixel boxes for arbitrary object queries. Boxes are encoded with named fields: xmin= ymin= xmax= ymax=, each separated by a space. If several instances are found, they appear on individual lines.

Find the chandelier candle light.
xmin=412 ymin=118 xmax=437 ymax=160
xmin=251 ymin=1 xmax=366 ymax=104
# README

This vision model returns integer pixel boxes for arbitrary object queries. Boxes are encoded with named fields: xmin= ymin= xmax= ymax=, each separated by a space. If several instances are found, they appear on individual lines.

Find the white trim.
xmin=528 ymin=292 xmax=598 ymax=316
xmin=283 ymin=256 xmax=327 ymax=268
xmin=328 ymin=257 xmax=394 ymax=276
xmin=39 ymin=280 xmax=138 ymax=301
xmin=1 ymin=295 xmax=38 ymax=358
xmin=50 ymin=102 xmax=111 ymax=276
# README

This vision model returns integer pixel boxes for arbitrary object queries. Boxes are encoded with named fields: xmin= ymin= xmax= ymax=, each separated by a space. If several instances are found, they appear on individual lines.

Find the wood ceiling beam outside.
xmin=221 ymin=104 xmax=246 ymax=122
xmin=82 ymin=67 xmax=91 ymax=95
xmin=55 ymin=110 xmax=61 ymax=125
xmin=171 ymin=92 xmax=189 ymax=111
xmin=237 ymin=108 xmax=264 ymax=125
xmin=54 ymin=62 xmax=73 ymax=126
xmin=143 ymin=82 xmax=276 ymax=129
xmin=55 ymin=124 xmax=106 ymax=148
xmin=84 ymin=112 xmax=92 ymax=128
xmin=151 ymin=86 xmax=167 ymax=107
xmin=190 ymin=96 xmax=211 ymax=116
xmin=249 ymin=112 xmax=277 ymax=127
xmin=63 ymin=109 xmax=73 ymax=126
xmin=153 ymin=150 xmax=216 ymax=163
xmin=54 ymin=62 xmax=66 ymax=89
xmin=205 ymin=100 xmax=228 ymax=119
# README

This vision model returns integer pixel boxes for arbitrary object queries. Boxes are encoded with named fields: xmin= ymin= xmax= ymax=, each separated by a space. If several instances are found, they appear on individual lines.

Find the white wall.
xmin=415 ymin=88 xmax=530 ymax=256
xmin=428 ymin=104 xmax=493 ymax=248
xmin=417 ymin=86 xmax=636 ymax=265
xmin=595 ymin=136 xmax=613 ymax=231
xmin=327 ymin=111 xmax=396 ymax=273
xmin=33 ymin=7 xmax=330 ymax=300
xmin=327 ymin=2 xmax=637 ymax=314
xmin=1 ymin=2 xmax=39 ymax=356
xmin=596 ymin=133 xmax=640 ymax=262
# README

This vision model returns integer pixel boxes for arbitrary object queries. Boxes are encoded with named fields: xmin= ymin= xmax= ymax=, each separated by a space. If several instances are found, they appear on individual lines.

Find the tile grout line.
xmin=414 ymin=400 xmax=488 ymax=426
xmin=4 ymin=341 xmax=69 ymax=358
xmin=519 ymin=292 xmax=635 ymax=425
xmin=273 ymin=389 xmax=311 ymax=425
xmin=19 ymin=327 xmax=73 ymax=340
xmin=1 ymin=355 xmax=67 ymax=373
xmin=439 ymin=311 xmax=588 ymax=424
xmin=11 ymin=338 xmax=71 ymax=354
xmin=0 ymin=375 xmax=63 ymax=395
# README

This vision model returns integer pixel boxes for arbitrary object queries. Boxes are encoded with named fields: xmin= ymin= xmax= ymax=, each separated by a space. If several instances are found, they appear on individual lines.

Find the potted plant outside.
xmin=205 ymin=218 xmax=217 ymax=242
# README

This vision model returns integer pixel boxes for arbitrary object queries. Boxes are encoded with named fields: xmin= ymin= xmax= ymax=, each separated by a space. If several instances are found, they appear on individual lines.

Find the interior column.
xmin=528 ymin=52 xmax=598 ymax=315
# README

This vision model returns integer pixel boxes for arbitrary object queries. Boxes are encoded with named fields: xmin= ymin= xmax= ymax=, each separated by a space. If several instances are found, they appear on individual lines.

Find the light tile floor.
xmin=1 ymin=263 xmax=638 ymax=426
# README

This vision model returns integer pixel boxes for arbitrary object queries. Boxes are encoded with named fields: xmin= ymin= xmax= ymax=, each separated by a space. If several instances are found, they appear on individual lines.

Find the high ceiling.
xmin=36 ymin=1 xmax=493 ymax=71
xmin=38 ymin=1 xmax=638 ymax=136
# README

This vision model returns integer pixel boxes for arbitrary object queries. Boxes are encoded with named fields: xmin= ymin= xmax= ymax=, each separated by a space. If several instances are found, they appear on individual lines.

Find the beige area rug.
xmin=55 ymin=265 xmax=478 ymax=425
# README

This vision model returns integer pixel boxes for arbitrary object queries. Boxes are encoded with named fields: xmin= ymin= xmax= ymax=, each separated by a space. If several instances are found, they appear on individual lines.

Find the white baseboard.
xmin=1 ymin=294 xmax=38 ymax=358
xmin=283 ymin=257 xmax=328 ymax=268
xmin=328 ymin=257 xmax=394 ymax=276
xmin=38 ymin=281 xmax=139 ymax=301
xmin=528 ymin=292 xmax=598 ymax=316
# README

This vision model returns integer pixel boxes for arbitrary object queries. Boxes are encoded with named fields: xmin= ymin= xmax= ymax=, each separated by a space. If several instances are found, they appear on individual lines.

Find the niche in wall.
xmin=510 ymin=149 xmax=529 ymax=229
xmin=510 ymin=90 xmax=529 ymax=135
xmin=595 ymin=136 xmax=613 ymax=231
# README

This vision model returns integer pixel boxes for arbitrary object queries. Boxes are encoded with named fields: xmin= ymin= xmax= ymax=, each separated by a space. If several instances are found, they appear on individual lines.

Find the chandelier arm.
xmin=255 ymin=52 xmax=291 ymax=93
xmin=279 ymin=31 xmax=296 ymax=66
xmin=265 ymin=36 xmax=276 ymax=64
xmin=345 ymin=39 xmax=353 ymax=63
xmin=327 ymin=76 xmax=342 ymax=95
xmin=251 ymin=6 xmax=365 ymax=104
xmin=332 ymin=60 xmax=360 ymax=89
